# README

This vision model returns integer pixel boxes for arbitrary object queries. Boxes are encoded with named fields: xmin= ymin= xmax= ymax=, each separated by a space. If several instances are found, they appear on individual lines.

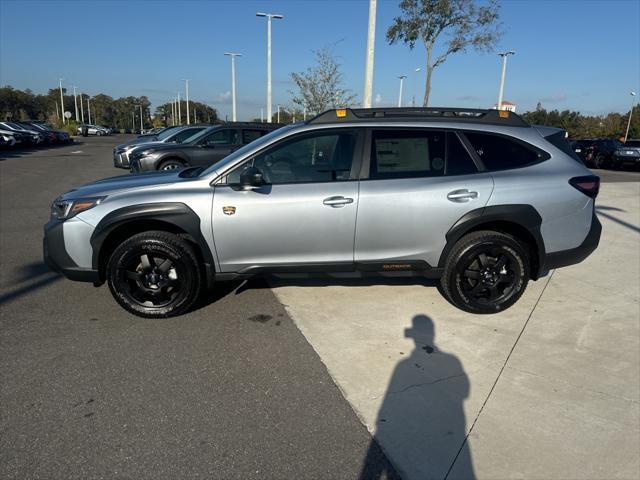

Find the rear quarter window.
xmin=545 ymin=131 xmax=582 ymax=162
xmin=464 ymin=131 xmax=548 ymax=171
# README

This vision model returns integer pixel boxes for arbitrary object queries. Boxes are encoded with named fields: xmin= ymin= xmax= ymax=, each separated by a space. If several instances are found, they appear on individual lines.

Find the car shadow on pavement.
xmin=359 ymin=315 xmax=475 ymax=480
xmin=596 ymin=206 xmax=640 ymax=234
xmin=0 ymin=262 xmax=61 ymax=306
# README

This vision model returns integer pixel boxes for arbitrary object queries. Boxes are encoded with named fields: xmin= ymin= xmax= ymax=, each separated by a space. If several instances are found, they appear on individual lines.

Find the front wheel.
xmin=158 ymin=159 xmax=185 ymax=171
xmin=440 ymin=231 xmax=529 ymax=314
xmin=106 ymin=231 xmax=202 ymax=318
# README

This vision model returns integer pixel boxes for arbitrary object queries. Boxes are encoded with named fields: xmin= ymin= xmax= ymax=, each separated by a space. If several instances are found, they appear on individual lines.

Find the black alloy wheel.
xmin=440 ymin=231 xmax=529 ymax=314
xmin=106 ymin=231 xmax=202 ymax=318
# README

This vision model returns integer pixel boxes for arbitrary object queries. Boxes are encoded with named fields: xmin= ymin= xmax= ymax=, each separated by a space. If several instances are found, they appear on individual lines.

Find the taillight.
xmin=569 ymin=175 xmax=600 ymax=198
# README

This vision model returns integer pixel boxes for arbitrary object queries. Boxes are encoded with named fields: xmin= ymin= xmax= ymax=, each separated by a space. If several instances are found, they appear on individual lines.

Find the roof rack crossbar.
xmin=307 ymin=107 xmax=528 ymax=127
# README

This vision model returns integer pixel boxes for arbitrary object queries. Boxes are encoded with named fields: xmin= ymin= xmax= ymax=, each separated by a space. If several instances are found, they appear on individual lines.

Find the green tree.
xmin=387 ymin=0 xmax=502 ymax=106
xmin=290 ymin=47 xmax=356 ymax=115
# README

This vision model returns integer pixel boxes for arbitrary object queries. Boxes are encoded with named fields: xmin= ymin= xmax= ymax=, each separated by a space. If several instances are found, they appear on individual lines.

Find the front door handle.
xmin=323 ymin=196 xmax=354 ymax=208
xmin=447 ymin=189 xmax=479 ymax=203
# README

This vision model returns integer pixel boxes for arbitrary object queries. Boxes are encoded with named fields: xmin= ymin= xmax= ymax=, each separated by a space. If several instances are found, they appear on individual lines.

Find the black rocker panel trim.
xmin=90 ymin=202 xmax=215 ymax=283
xmin=439 ymin=204 xmax=546 ymax=278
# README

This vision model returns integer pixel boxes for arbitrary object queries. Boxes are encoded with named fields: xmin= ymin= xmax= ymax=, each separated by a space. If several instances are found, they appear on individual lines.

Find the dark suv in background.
xmin=128 ymin=123 xmax=282 ymax=172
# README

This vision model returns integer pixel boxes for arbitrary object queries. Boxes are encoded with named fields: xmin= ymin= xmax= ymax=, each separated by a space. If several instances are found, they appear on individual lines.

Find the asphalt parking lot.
xmin=0 ymin=136 xmax=397 ymax=479
xmin=1 ymin=136 xmax=639 ymax=479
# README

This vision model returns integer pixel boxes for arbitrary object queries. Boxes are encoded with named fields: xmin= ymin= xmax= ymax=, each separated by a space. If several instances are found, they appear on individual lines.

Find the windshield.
xmin=199 ymin=125 xmax=293 ymax=177
xmin=182 ymin=128 xmax=212 ymax=144
xmin=157 ymin=127 xmax=180 ymax=140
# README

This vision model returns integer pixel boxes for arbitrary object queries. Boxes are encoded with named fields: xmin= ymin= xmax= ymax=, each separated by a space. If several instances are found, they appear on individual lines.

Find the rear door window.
xmin=243 ymin=129 xmax=265 ymax=144
xmin=464 ymin=132 xmax=544 ymax=171
xmin=370 ymin=130 xmax=446 ymax=179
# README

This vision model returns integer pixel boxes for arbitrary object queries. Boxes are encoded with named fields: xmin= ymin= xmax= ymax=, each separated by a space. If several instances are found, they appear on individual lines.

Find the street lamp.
xmin=397 ymin=75 xmax=407 ymax=107
xmin=87 ymin=96 xmax=91 ymax=124
xmin=256 ymin=12 xmax=283 ymax=123
xmin=224 ymin=52 xmax=242 ymax=122
xmin=177 ymin=91 xmax=181 ymax=125
xmin=412 ymin=67 xmax=420 ymax=107
xmin=624 ymin=91 xmax=637 ymax=143
xmin=496 ymin=51 xmax=515 ymax=110
xmin=362 ymin=0 xmax=377 ymax=108
xmin=58 ymin=78 xmax=65 ymax=124
xmin=79 ymin=92 xmax=85 ymax=123
xmin=72 ymin=86 xmax=79 ymax=122
xmin=183 ymin=79 xmax=190 ymax=125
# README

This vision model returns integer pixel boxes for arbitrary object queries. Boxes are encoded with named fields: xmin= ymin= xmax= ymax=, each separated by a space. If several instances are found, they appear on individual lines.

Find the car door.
xmin=190 ymin=128 xmax=241 ymax=167
xmin=355 ymin=129 xmax=494 ymax=268
xmin=212 ymin=128 xmax=363 ymax=273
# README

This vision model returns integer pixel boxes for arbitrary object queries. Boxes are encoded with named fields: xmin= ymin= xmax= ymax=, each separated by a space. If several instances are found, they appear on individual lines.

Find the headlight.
xmin=51 ymin=196 xmax=105 ymax=220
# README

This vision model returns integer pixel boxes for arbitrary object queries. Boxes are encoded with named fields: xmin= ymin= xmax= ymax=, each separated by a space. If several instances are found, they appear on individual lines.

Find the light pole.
xmin=87 ymin=96 xmax=91 ymax=124
xmin=58 ymin=78 xmax=65 ymax=123
xmin=497 ymin=50 xmax=515 ymax=110
xmin=72 ymin=86 xmax=79 ymax=121
xmin=303 ymin=105 xmax=307 ymax=121
xmin=256 ymin=12 xmax=283 ymax=123
xmin=224 ymin=52 xmax=242 ymax=122
xmin=79 ymin=93 xmax=85 ymax=123
xmin=177 ymin=91 xmax=181 ymax=125
xmin=362 ymin=0 xmax=377 ymax=108
xmin=183 ymin=79 xmax=190 ymax=124
xmin=624 ymin=91 xmax=637 ymax=142
xmin=411 ymin=68 xmax=421 ymax=107
xmin=397 ymin=75 xmax=407 ymax=107
xmin=277 ymin=104 xmax=281 ymax=123
xmin=261 ymin=107 xmax=264 ymax=123
xmin=132 ymin=110 xmax=135 ymax=131
xmin=138 ymin=104 xmax=143 ymax=132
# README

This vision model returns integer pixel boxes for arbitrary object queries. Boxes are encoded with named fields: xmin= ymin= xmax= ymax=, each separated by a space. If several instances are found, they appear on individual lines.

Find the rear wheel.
xmin=594 ymin=153 xmax=609 ymax=169
xmin=106 ymin=231 xmax=202 ymax=318
xmin=440 ymin=231 xmax=529 ymax=314
xmin=158 ymin=159 xmax=185 ymax=171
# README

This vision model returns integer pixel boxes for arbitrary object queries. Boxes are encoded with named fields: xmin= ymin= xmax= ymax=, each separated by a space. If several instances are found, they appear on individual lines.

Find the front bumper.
xmin=43 ymin=220 xmax=99 ymax=282
xmin=113 ymin=150 xmax=131 ymax=168
xmin=541 ymin=211 xmax=601 ymax=273
xmin=613 ymin=154 xmax=640 ymax=165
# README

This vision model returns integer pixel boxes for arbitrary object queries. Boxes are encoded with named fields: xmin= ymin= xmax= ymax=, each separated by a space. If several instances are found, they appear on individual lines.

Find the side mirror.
xmin=239 ymin=166 xmax=265 ymax=190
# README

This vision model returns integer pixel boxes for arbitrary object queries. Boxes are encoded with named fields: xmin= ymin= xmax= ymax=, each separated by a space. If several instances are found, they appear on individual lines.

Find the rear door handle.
xmin=447 ymin=189 xmax=478 ymax=203
xmin=323 ymin=196 xmax=354 ymax=208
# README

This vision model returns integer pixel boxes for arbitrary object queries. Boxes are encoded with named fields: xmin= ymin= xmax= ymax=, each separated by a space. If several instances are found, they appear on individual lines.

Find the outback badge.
xmin=222 ymin=206 xmax=236 ymax=216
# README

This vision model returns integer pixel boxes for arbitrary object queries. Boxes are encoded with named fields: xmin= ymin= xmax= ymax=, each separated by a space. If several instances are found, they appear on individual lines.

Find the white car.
xmin=77 ymin=124 xmax=110 ymax=136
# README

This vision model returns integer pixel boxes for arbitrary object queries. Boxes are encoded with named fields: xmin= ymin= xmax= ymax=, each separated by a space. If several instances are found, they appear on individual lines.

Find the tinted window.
xmin=243 ymin=129 xmax=264 ymax=144
xmin=546 ymin=131 xmax=582 ymax=162
xmin=170 ymin=128 xmax=205 ymax=143
xmin=228 ymin=131 xmax=357 ymax=184
xmin=203 ymin=128 xmax=239 ymax=145
xmin=370 ymin=130 xmax=445 ymax=179
xmin=465 ymin=132 xmax=541 ymax=170
xmin=447 ymin=132 xmax=477 ymax=175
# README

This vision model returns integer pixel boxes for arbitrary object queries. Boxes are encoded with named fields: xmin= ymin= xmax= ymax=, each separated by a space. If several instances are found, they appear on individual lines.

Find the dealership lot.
xmin=1 ymin=135 xmax=639 ymax=479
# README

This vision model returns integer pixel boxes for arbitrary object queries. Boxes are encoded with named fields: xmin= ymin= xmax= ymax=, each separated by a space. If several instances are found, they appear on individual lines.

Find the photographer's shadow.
xmin=360 ymin=315 xmax=475 ymax=480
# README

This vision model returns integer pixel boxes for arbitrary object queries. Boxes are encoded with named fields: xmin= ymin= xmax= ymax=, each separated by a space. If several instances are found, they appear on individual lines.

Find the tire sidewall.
xmin=107 ymin=235 xmax=199 ymax=318
xmin=444 ymin=233 xmax=529 ymax=314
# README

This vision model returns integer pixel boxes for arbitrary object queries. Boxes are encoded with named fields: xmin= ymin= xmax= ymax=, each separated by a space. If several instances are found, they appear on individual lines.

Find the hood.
xmin=118 ymin=135 xmax=158 ymax=149
xmin=60 ymin=170 xmax=184 ymax=200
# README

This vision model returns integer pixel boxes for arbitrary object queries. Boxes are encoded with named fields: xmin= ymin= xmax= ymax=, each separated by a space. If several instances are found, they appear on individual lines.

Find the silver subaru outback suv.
xmin=44 ymin=108 xmax=601 ymax=318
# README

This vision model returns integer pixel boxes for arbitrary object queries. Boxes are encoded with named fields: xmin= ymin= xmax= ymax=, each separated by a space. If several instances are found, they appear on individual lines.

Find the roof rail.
xmin=307 ymin=107 xmax=529 ymax=127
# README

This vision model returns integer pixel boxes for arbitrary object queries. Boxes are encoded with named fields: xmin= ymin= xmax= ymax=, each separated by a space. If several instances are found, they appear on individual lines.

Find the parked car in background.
xmin=113 ymin=125 xmax=208 ymax=169
xmin=612 ymin=139 xmax=640 ymax=170
xmin=27 ymin=122 xmax=72 ymax=144
xmin=16 ymin=122 xmax=56 ymax=144
xmin=129 ymin=123 xmax=282 ymax=172
xmin=587 ymin=138 xmax=620 ymax=169
xmin=0 ymin=121 xmax=45 ymax=145
xmin=77 ymin=124 xmax=110 ymax=136
xmin=0 ymin=128 xmax=21 ymax=147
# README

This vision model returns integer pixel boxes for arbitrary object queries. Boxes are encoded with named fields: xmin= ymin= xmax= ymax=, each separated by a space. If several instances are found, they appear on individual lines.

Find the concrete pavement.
xmin=272 ymin=182 xmax=640 ymax=479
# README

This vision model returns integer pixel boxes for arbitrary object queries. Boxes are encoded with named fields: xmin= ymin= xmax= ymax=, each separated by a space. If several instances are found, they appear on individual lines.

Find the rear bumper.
xmin=540 ymin=212 xmax=601 ymax=273
xmin=43 ymin=220 xmax=100 ymax=283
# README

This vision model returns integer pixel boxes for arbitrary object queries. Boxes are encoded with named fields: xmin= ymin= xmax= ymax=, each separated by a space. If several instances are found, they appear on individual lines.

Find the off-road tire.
xmin=106 ymin=231 xmax=202 ymax=318
xmin=440 ymin=230 xmax=529 ymax=314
